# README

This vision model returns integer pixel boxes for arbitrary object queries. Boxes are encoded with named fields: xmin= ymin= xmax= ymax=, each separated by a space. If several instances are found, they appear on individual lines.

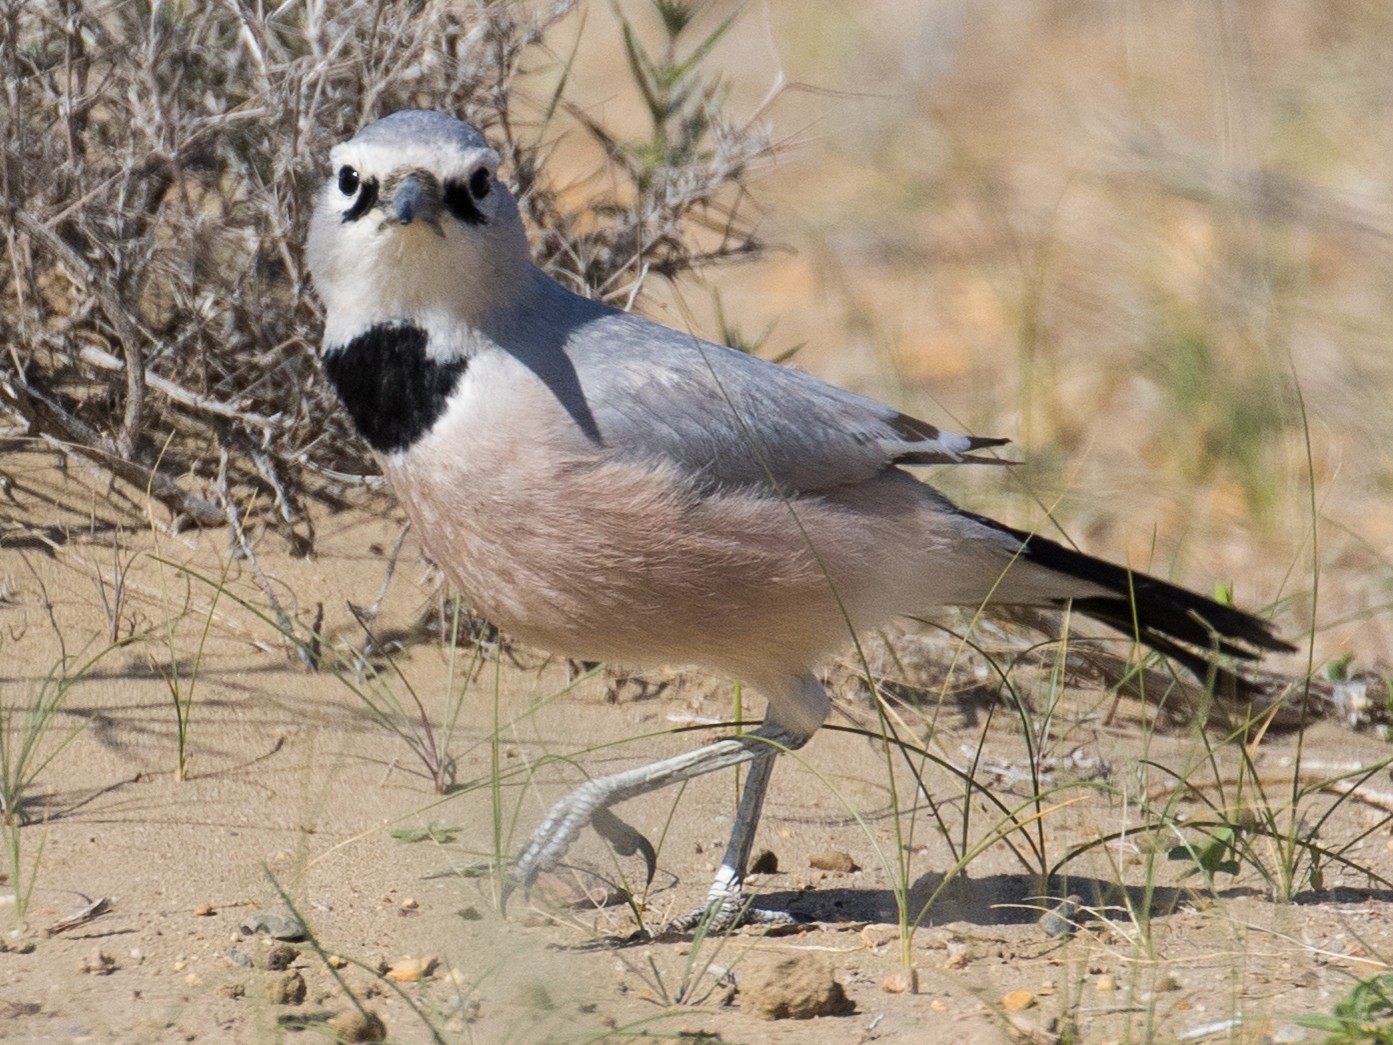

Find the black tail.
xmin=966 ymin=512 xmax=1294 ymax=686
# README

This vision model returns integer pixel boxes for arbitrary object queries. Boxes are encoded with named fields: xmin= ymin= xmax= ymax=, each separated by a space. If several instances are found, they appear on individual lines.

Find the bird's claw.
xmin=500 ymin=805 xmax=658 ymax=917
xmin=590 ymin=808 xmax=657 ymax=886
xmin=659 ymin=888 xmax=807 ymax=937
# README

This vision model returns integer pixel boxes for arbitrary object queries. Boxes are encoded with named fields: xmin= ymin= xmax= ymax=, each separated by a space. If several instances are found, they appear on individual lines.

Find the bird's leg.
xmin=503 ymin=722 xmax=801 ymax=916
xmin=660 ymin=743 xmax=798 ymax=934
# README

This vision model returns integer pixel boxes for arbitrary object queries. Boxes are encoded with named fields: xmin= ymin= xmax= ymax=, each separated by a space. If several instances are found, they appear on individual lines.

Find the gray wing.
xmin=568 ymin=309 xmax=1009 ymax=493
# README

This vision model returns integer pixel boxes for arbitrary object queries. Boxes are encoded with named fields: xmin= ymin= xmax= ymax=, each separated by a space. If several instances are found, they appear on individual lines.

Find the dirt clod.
xmin=738 ymin=954 xmax=855 ymax=1020
xmin=265 ymin=969 xmax=307 ymax=1005
xmin=263 ymin=944 xmax=300 ymax=971
xmin=749 ymin=849 xmax=780 ymax=874
xmin=328 ymin=1008 xmax=387 ymax=1043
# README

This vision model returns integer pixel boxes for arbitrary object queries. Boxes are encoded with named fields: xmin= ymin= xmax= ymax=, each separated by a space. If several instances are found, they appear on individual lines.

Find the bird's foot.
xmin=657 ymin=879 xmax=808 ymax=937
xmin=502 ymin=788 xmax=656 ymax=913
xmin=560 ymin=893 xmax=808 ymax=948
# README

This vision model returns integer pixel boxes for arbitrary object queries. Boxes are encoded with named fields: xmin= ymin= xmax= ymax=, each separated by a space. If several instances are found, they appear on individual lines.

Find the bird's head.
xmin=306 ymin=110 xmax=532 ymax=346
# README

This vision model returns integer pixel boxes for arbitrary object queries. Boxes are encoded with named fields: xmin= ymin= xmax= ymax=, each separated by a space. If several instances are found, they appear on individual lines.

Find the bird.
xmin=305 ymin=109 xmax=1293 ymax=933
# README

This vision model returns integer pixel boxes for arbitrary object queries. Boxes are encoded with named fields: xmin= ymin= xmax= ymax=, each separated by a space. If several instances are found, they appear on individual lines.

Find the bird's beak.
xmin=393 ymin=177 xmax=425 ymax=225
xmin=392 ymin=176 xmax=442 ymax=231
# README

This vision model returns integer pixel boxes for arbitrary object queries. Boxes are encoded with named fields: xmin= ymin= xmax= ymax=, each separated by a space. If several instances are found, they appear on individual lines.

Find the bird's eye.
xmin=337 ymin=166 xmax=360 ymax=196
xmin=468 ymin=167 xmax=491 ymax=200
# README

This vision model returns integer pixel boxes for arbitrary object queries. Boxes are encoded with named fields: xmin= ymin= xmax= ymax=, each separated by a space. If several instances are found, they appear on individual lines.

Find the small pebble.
xmin=883 ymin=968 xmax=918 ymax=994
xmin=1038 ymin=895 xmax=1081 ymax=938
xmin=384 ymin=956 xmax=438 ymax=982
xmin=228 ymin=948 xmax=254 ymax=968
xmin=240 ymin=911 xmax=306 ymax=941
xmin=808 ymin=850 xmax=858 ymax=874
xmin=1001 ymin=989 xmax=1035 ymax=1012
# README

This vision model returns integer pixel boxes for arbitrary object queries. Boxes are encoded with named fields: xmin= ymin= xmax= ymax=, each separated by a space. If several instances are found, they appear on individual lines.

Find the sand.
xmin=1 ymin=454 xmax=1390 ymax=1044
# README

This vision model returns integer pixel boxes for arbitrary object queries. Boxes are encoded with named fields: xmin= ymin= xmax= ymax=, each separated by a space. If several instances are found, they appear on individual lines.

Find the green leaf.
xmin=391 ymin=823 xmax=460 ymax=845
xmin=1168 ymin=825 xmax=1241 ymax=879
xmin=668 ymin=5 xmax=744 ymax=86
xmin=1326 ymin=651 xmax=1355 ymax=681
xmin=619 ymin=15 xmax=664 ymax=125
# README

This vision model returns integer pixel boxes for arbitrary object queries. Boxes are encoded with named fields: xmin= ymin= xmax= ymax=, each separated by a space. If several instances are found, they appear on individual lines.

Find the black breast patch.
xmin=322 ymin=324 xmax=467 ymax=454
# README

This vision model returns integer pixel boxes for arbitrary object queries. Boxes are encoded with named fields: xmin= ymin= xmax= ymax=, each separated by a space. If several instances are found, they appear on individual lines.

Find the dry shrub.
xmin=0 ymin=0 xmax=769 ymax=544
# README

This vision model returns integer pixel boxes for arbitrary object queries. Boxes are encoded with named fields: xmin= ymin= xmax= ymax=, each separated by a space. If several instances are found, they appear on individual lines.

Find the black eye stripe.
xmin=341 ymin=176 xmax=379 ymax=223
xmin=443 ymin=175 xmax=486 ymax=225
xmin=336 ymin=167 xmax=491 ymax=226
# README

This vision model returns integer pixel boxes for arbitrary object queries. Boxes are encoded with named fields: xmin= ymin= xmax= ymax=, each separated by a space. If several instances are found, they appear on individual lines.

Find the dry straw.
xmin=1 ymin=0 xmax=770 ymax=541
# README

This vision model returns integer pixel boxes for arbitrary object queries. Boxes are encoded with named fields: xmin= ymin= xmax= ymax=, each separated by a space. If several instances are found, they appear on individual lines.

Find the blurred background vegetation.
xmin=2 ymin=0 xmax=1390 ymax=668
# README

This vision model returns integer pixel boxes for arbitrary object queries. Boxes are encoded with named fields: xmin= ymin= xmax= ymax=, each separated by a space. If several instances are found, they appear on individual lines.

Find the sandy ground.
xmin=1 ymin=456 xmax=1391 ymax=1045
